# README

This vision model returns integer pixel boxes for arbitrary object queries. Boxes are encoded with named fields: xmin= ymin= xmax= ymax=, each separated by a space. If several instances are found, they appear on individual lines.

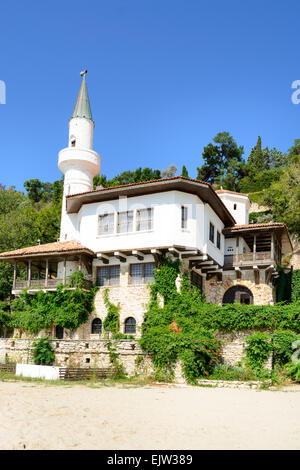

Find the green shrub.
xmin=272 ymin=330 xmax=299 ymax=366
xmin=245 ymin=332 xmax=272 ymax=371
xmin=287 ymin=362 xmax=300 ymax=381
xmin=33 ymin=337 xmax=55 ymax=365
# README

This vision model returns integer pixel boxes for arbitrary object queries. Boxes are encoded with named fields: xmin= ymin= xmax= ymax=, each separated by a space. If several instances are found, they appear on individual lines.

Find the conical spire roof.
xmin=72 ymin=72 xmax=93 ymax=120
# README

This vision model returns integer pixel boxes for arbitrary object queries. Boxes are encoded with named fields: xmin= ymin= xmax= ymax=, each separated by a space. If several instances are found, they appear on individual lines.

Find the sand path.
xmin=0 ymin=381 xmax=299 ymax=450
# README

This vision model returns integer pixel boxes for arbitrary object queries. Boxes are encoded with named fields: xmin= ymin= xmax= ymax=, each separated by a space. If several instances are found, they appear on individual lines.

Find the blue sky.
xmin=1 ymin=0 xmax=300 ymax=192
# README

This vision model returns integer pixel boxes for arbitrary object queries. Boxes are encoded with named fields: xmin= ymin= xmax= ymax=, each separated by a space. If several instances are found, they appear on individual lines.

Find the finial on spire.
xmin=72 ymin=70 xmax=93 ymax=121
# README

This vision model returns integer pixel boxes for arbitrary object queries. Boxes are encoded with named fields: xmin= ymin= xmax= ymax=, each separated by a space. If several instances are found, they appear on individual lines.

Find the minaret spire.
xmin=72 ymin=70 xmax=93 ymax=120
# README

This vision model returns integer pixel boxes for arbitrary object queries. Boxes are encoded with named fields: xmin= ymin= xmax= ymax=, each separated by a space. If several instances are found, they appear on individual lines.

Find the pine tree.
xmin=247 ymin=136 xmax=271 ymax=173
xmin=181 ymin=165 xmax=189 ymax=177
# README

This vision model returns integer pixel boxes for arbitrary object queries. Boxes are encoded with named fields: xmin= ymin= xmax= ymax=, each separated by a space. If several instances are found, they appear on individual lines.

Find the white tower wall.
xmin=58 ymin=73 xmax=100 ymax=241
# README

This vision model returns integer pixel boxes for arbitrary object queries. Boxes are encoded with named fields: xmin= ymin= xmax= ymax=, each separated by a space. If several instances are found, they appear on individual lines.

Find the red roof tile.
xmin=0 ymin=241 xmax=95 ymax=258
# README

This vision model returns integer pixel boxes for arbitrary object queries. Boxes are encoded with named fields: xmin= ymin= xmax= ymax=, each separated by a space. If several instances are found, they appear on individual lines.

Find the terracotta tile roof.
xmin=0 ymin=241 xmax=95 ymax=258
xmin=224 ymin=222 xmax=286 ymax=231
xmin=216 ymin=189 xmax=249 ymax=197
xmin=66 ymin=176 xmax=212 ymax=198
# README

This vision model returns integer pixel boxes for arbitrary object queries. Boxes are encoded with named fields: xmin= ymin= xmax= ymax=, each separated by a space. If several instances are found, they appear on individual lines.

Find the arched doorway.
xmin=223 ymin=285 xmax=253 ymax=304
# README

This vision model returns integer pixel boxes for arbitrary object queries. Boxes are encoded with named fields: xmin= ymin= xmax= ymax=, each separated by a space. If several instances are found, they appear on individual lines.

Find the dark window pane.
xmin=181 ymin=206 xmax=187 ymax=229
xmin=209 ymin=222 xmax=215 ymax=243
xmin=96 ymin=267 xmax=109 ymax=286
xmin=55 ymin=325 xmax=64 ymax=339
xmin=125 ymin=317 xmax=136 ymax=334
xmin=144 ymin=263 xmax=155 ymax=283
xmin=130 ymin=264 xmax=143 ymax=284
xmin=217 ymin=231 xmax=221 ymax=249
xmin=91 ymin=318 xmax=102 ymax=334
xmin=110 ymin=265 xmax=120 ymax=285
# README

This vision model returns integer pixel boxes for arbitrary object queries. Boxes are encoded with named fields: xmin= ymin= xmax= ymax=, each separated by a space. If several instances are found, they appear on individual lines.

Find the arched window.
xmin=55 ymin=325 xmax=64 ymax=339
xmin=223 ymin=285 xmax=253 ymax=304
xmin=124 ymin=317 xmax=136 ymax=334
xmin=91 ymin=318 xmax=102 ymax=334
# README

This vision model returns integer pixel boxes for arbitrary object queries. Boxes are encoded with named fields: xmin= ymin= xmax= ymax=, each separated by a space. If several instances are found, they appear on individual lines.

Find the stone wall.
xmin=205 ymin=270 xmax=275 ymax=305
xmin=0 ymin=338 xmax=153 ymax=377
xmin=0 ymin=329 xmax=272 ymax=382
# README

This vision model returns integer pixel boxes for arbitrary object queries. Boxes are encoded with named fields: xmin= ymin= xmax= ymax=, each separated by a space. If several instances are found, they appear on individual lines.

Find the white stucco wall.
xmin=63 ymin=190 xmax=224 ymax=266
xmin=77 ymin=191 xmax=206 ymax=254
xmin=217 ymin=192 xmax=250 ymax=225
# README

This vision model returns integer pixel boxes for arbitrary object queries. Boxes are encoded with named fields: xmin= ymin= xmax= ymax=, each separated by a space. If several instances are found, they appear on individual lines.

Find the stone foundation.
xmin=0 ymin=329 xmax=273 ymax=382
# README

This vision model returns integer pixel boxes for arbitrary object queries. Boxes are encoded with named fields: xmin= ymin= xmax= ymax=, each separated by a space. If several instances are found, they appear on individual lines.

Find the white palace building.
xmin=0 ymin=73 xmax=293 ymax=339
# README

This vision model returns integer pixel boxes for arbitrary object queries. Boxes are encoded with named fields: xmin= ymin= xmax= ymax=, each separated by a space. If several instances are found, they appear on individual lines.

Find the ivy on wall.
xmin=0 ymin=271 xmax=97 ymax=333
xmin=103 ymin=289 xmax=120 ymax=334
xmin=291 ymin=270 xmax=300 ymax=303
xmin=140 ymin=257 xmax=300 ymax=382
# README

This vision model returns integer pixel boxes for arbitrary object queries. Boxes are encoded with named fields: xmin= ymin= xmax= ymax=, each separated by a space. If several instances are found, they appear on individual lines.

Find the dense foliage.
xmin=1 ymin=278 xmax=97 ymax=333
xmin=292 ymin=270 xmax=300 ymax=303
xmin=32 ymin=337 xmax=55 ymax=365
xmin=245 ymin=332 xmax=272 ymax=370
xmin=140 ymin=258 xmax=222 ymax=383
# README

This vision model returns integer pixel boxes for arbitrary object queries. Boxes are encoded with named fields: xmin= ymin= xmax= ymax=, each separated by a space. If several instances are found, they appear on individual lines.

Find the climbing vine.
xmin=107 ymin=341 xmax=126 ymax=379
xmin=140 ymin=256 xmax=221 ymax=383
xmin=103 ymin=289 xmax=120 ymax=334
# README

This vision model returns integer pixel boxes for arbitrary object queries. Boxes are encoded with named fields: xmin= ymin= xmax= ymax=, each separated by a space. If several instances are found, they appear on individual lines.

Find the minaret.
xmin=58 ymin=71 xmax=101 ymax=241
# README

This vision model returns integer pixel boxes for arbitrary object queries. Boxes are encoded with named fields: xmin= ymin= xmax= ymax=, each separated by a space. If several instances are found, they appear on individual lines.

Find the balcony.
xmin=14 ymin=277 xmax=93 ymax=291
xmin=224 ymin=251 xmax=277 ymax=268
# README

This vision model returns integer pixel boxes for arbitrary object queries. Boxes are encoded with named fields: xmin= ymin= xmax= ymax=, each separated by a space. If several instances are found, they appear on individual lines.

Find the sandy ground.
xmin=0 ymin=381 xmax=299 ymax=450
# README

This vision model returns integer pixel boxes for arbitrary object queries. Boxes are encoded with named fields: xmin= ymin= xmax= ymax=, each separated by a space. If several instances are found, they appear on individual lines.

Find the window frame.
xmin=98 ymin=212 xmax=115 ymax=236
xmin=136 ymin=208 xmax=153 ymax=232
xmin=130 ymin=262 xmax=155 ymax=285
xmin=124 ymin=317 xmax=136 ymax=334
xmin=96 ymin=265 xmax=120 ymax=287
xmin=117 ymin=210 xmax=134 ymax=234
xmin=91 ymin=318 xmax=102 ymax=334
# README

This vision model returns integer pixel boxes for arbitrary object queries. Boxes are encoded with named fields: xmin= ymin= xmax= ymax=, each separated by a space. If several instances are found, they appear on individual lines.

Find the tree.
xmin=93 ymin=167 xmax=161 ymax=189
xmin=262 ymin=156 xmax=300 ymax=238
xmin=197 ymin=132 xmax=245 ymax=190
xmin=181 ymin=165 xmax=189 ymax=177
xmin=247 ymin=136 xmax=271 ymax=173
xmin=161 ymin=165 xmax=178 ymax=178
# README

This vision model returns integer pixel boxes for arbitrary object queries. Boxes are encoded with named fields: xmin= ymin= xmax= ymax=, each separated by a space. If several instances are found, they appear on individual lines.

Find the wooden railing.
xmin=224 ymin=251 xmax=275 ymax=267
xmin=14 ymin=277 xmax=93 ymax=290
